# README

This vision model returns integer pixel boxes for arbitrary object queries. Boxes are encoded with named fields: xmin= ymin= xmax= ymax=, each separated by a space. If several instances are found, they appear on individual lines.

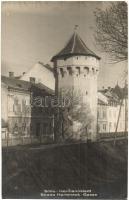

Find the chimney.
xmin=30 ymin=77 xmax=35 ymax=84
xmin=9 ymin=72 xmax=14 ymax=78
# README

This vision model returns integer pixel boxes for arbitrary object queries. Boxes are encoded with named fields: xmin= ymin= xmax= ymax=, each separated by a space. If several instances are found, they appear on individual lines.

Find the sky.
xmin=1 ymin=1 xmax=127 ymax=89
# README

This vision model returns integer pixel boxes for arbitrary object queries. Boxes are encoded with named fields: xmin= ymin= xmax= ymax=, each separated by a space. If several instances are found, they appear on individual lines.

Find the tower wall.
xmin=54 ymin=55 xmax=99 ymax=141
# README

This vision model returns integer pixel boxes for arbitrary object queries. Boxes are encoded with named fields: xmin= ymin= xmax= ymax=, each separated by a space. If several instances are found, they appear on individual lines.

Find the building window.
xmin=76 ymin=57 xmax=78 ymax=60
xmin=103 ymin=124 xmax=106 ymax=131
xmin=36 ymin=123 xmax=40 ymax=137
xmin=13 ymin=97 xmax=21 ymax=113
xmin=43 ymin=123 xmax=48 ymax=136
xmin=22 ymin=99 xmax=26 ymax=112
xmin=8 ymin=96 xmax=14 ymax=112
xmin=22 ymin=123 xmax=26 ymax=132
xmin=13 ymin=123 xmax=18 ymax=135
xmin=109 ymin=122 xmax=112 ymax=131
xmin=97 ymin=124 xmax=100 ymax=132
xmin=14 ymin=97 xmax=18 ymax=105
xmin=86 ymin=91 xmax=88 ymax=95
xmin=103 ymin=110 xmax=106 ymax=118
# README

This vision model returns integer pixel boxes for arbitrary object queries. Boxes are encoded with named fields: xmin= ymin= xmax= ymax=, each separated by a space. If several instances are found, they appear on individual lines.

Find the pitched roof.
xmin=38 ymin=62 xmax=53 ymax=72
xmin=1 ymin=76 xmax=54 ymax=95
xmin=51 ymin=32 xmax=100 ymax=61
xmin=98 ymin=84 xmax=127 ymax=104
xmin=98 ymin=92 xmax=108 ymax=105
xmin=1 ymin=76 xmax=31 ymax=91
xmin=113 ymin=84 xmax=127 ymax=99
xmin=35 ymin=82 xmax=54 ymax=95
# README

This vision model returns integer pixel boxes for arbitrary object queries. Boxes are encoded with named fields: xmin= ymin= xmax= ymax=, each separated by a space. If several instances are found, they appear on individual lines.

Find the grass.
xmin=2 ymin=140 xmax=127 ymax=199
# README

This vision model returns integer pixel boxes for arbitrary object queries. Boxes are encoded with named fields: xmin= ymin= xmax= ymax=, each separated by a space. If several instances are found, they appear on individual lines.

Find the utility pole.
xmin=7 ymin=94 xmax=9 ymax=149
xmin=114 ymin=79 xmax=128 ymax=145
xmin=114 ymin=99 xmax=123 ymax=146
xmin=124 ymin=80 xmax=127 ymax=133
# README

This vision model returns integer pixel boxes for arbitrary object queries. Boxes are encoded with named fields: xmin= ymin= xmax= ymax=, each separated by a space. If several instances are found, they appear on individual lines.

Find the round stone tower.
xmin=51 ymin=31 xmax=100 ymax=141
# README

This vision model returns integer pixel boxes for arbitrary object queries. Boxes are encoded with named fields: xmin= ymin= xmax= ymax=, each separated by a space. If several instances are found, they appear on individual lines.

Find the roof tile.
xmin=51 ymin=32 xmax=100 ymax=61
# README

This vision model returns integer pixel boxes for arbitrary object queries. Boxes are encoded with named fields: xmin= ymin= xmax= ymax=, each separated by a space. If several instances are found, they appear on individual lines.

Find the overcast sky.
xmin=1 ymin=1 xmax=127 ymax=89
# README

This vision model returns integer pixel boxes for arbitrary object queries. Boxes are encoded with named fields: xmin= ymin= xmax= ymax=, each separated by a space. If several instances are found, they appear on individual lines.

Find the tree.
xmin=94 ymin=2 xmax=127 ymax=63
xmin=54 ymin=89 xmax=94 ymax=142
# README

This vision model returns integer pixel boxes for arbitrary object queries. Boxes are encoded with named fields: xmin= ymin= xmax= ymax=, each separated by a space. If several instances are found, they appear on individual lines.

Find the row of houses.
xmin=1 ymin=61 xmax=127 ymax=146
xmin=2 ymin=66 xmax=55 ymax=146
xmin=98 ymin=85 xmax=127 ymax=134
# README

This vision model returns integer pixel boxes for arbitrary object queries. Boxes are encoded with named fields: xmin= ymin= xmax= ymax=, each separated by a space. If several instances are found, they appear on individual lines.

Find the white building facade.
xmin=97 ymin=89 xmax=127 ymax=137
xmin=20 ymin=62 xmax=55 ymax=90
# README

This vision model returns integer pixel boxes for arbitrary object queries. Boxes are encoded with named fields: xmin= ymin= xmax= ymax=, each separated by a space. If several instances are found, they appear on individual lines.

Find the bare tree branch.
xmin=94 ymin=2 xmax=127 ymax=63
xmin=55 ymin=89 xmax=94 ymax=142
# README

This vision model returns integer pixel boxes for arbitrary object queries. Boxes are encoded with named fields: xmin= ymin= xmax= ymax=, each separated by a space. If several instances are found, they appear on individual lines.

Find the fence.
xmin=2 ymin=128 xmax=54 ymax=147
xmin=98 ymin=131 xmax=128 ymax=140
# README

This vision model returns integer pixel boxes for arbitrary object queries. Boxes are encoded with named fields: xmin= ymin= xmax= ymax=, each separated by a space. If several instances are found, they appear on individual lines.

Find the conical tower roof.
xmin=51 ymin=32 xmax=100 ymax=61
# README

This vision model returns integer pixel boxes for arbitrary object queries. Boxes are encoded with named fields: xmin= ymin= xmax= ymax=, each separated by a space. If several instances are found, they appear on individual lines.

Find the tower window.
xmin=76 ymin=67 xmax=80 ymax=74
xmin=86 ymin=91 xmax=88 ymax=95
xmin=92 ymin=68 xmax=95 ymax=74
xmin=84 ymin=67 xmax=89 ymax=74
xmin=67 ymin=67 xmax=72 ymax=75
